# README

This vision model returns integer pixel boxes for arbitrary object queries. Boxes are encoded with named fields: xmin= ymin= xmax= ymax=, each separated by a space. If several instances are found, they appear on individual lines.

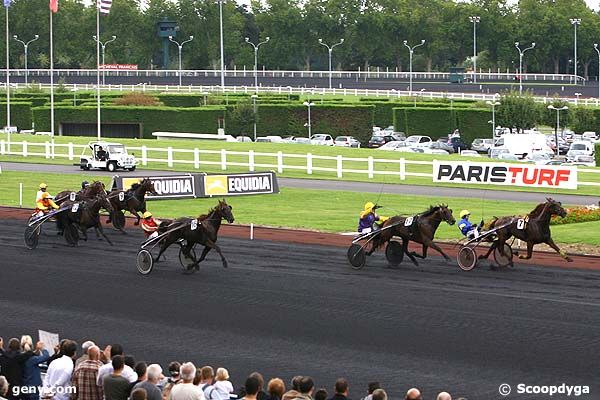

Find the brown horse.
xmin=370 ymin=204 xmax=456 ymax=266
xmin=154 ymin=200 xmax=235 ymax=271
xmin=55 ymin=181 xmax=106 ymax=205
xmin=107 ymin=178 xmax=158 ymax=227
xmin=58 ymin=192 xmax=115 ymax=245
xmin=480 ymin=198 xmax=571 ymax=265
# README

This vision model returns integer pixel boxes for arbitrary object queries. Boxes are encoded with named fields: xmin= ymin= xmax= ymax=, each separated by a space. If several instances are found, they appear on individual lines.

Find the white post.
xmin=44 ymin=141 xmax=50 ymax=159
xmin=22 ymin=141 xmax=27 ymax=157
xmin=277 ymin=151 xmax=283 ymax=173
xmin=400 ymin=157 xmax=406 ymax=181
xmin=337 ymin=154 xmax=343 ymax=178
xmin=250 ymin=223 xmax=254 ymax=240
xmin=194 ymin=148 xmax=200 ymax=169
xmin=368 ymin=156 xmax=374 ymax=179
xmin=248 ymin=149 xmax=255 ymax=172
xmin=142 ymin=145 xmax=147 ymax=166
xmin=167 ymin=146 xmax=173 ymax=167
xmin=306 ymin=153 xmax=313 ymax=175
xmin=221 ymin=149 xmax=227 ymax=170
xmin=19 ymin=182 xmax=22 ymax=208
xmin=68 ymin=142 xmax=73 ymax=160
xmin=0 ymin=140 xmax=4 ymax=155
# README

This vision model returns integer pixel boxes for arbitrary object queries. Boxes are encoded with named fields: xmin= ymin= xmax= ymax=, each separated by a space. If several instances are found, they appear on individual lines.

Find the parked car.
xmin=334 ymin=136 xmax=361 ymax=148
xmin=498 ymin=153 xmax=520 ymax=161
xmin=79 ymin=141 xmax=137 ymax=172
xmin=282 ymin=135 xmax=296 ymax=143
xmin=489 ymin=147 xmax=510 ymax=159
xmin=405 ymin=135 xmax=433 ymax=148
xmin=471 ymin=138 xmax=494 ymax=153
xmin=582 ymin=131 xmax=598 ymax=141
xmin=448 ymin=137 xmax=468 ymax=153
xmin=378 ymin=141 xmax=408 ymax=151
xmin=424 ymin=148 xmax=450 ymax=156
xmin=459 ymin=150 xmax=482 ymax=157
xmin=310 ymin=134 xmax=335 ymax=146
xmin=566 ymin=141 xmax=595 ymax=162
xmin=524 ymin=152 xmax=552 ymax=164
xmin=367 ymin=135 xmax=396 ymax=148
xmin=236 ymin=136 xmax=253 ymax=142
xmin=256 ymin=135 xmax=285 ymax=143
xmin=569 ymin=155 xmax=596 ymax=167
xmin=293 ymin=137 xmax=312 ymax=145
xmin=431 ymin=139 xmax=454 ymax=153
xmin=546 ymin=136 xmax=570 ymax=155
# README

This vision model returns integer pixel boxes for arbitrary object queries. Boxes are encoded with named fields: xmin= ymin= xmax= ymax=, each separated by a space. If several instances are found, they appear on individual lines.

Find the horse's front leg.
xmin=403 ymin=238 xmax=419 ymax=266
xmin=409 ymin=244 xmax=428 ymax=259
xmin=421 ymin=238 xmax=451 ymax=261
xmin=518 ymin=241 xmax=534 ymax=259
xmin=545 ymin=238 xmax=573 ymax=262
xmin=197 ymin=239 xmax=228 ymax=269
xmin=155 ymin=236 xmax=176 ymax=263
xmin=96 ymin=223 xmax=113 ymax=246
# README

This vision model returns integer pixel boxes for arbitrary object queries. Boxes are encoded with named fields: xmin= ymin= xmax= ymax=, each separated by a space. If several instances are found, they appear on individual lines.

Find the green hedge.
xmin=32 ymin=106 xmax=227 ymax=138
xmin=456 ymin=109 xmax=493 ymax=145
xmin=394 ymin=108 xmax=456 ymax=138
xmin=0 ymin=102 xmax=32 ymax=130
xmin=595 ymin=143 xmax=600 ymax=167
xmin=373 ymin=101 xmax=474 ymax=128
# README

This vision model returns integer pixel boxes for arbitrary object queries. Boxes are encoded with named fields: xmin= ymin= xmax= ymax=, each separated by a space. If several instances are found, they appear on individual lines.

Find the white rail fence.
xmin=1 ymin=140 xmax=599 ymax=187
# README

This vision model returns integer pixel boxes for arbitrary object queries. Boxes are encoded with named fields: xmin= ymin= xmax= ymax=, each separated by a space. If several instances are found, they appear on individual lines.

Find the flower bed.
xmin=551 ymin=205 xmax=600 ymax=225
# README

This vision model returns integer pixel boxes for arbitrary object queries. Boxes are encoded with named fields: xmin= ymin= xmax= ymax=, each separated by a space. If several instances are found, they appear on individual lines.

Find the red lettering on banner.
xmin=555 ymin=169 xmax=571 ymax=186
xmin=508 ymin=167 xmax=523 ymax=184
xmin=538 ymin=169 xmax=555 ymax=186
xmin=522 ymin=167 xmax=539 ymax=185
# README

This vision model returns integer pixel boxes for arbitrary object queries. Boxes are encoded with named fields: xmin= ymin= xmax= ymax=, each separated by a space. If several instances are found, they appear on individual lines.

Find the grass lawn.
xmin=2 ymin=133 xmax=599 ymax=197
xmin=1 ymin=170 xmax=598 ymax=246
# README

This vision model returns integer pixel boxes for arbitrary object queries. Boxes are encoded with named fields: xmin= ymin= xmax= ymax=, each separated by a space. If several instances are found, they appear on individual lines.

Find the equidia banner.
xmin=433 ymin=161 xmax=578 ymax=190
xmin=204 ymin=172 xmax=278 ymax=196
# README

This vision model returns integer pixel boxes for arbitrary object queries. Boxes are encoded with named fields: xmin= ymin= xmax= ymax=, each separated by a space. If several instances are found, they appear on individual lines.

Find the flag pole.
xmin=96 ymin=2 xmax=101 ymax=140
xmin=5 ymin=4 xmax=10 ymax=153
xmin=49 ymin=4 xmax=55 ymax=158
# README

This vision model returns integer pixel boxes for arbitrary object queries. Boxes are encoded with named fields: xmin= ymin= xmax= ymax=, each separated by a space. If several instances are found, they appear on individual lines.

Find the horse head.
xmin=546 ymin=197 xmax=567 ymax=218
xmin=89 ymin=181 xmax=106 ymax=196
xmin=97 ymin=191 xmax=114 ymax=213
xmin=436 ymin=204 xmax=455 ymax=226
xmin=217 ymin=199 xmax=235 ymax=224
xmin=141 ymin=178 xmax=159 ymax=196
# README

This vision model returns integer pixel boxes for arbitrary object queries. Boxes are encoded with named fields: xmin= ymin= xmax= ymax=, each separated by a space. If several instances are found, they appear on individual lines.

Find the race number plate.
xmin=69 ymin=192 xmax=77 ymax=202
xmin=190 ymin=219 xmax=198 ymax=230
xmin=517 ymin=218 xmax=526 ymax=230
xmin=71 ymin=203 xmax=80 ymax=213
xmin=118 ymin=192 xmax=125 ymax=202
xmin=404 ymin=216 xmax=414 ymax=227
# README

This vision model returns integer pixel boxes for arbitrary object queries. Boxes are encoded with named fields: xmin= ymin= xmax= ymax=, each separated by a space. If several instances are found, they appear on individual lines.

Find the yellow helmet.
xmin=39 ymin=183 xmax=47 ymax=189
xmin=142 ymin=211 xmax=153 ymax=218
xmin=364 ymin=202 xmax=375 ymax=213
xmin=460 ymin=210 xmax=471 ymax=219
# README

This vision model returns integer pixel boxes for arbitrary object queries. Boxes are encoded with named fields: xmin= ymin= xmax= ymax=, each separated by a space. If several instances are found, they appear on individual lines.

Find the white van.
xmin=566 ymin=141 xmax=595 ymax=162
xmin=582 ymin=131 xmax=598 ymax=141
xmin=493 ymin=133 xmax=553 ymax=158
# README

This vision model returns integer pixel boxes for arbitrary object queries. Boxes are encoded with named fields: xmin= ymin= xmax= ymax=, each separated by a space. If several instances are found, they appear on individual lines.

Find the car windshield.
xmin=371 ymin=136 xmax=384 ymax=142
xmin=313 ymin=135 xmax=326 ymax=140
xmin=107 ymin=145 xmax=125 ymax=154
xmin=571 ymin=144 xmax=587 ymax=150
xmin=336 ymin=136 xmax=349 ymax=141
xmin=405 ymin=136 xmax=420 ymax=143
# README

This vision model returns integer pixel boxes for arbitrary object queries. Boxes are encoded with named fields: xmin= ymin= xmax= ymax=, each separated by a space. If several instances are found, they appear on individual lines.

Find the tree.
xmin=496 ymin=90 xmax=540 ymax=131
xmin=229 ymin=99 xmax=257 ymax=135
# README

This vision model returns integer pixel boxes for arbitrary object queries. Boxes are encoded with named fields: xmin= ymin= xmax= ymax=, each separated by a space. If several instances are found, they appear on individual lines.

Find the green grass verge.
xmin=1 ymin=170 xmax=598 ymax=246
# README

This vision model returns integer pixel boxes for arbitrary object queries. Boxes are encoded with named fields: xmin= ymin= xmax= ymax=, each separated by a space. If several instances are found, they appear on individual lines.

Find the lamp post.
xmin=548 ymin=105 xmax=568 ymax=156
xmin=318 ymin=38 xmax=344 ymax=89
xmin=469 ymin=16 xmax=480 ymax=83
xmin=570 ymin=18 xmax=581 ymax=84
xmin=303 ymin=101 xmax=314 ymax=138
xmin=251 ymin=94 xmax=258 ymax=141
xmin=245 ymin=36 xmax=270 ymax=91
xmin=218 ymin=0 xmax=225 ymax=89
xmin=486 ymin=100 xmax=501 ymax=142
xmin=515 ymin=41 xmax=535 ymax=94
xmin=594 ymin=44 xmax=600 ymax=100
xmin=92 ymin=34 xmax=116 ymax=86
xmin=13 ymin=34 xmax=39 ymax=85
xmin=403 ymin=39 xmax=425 ymax=95
xmin=168 ymin=35 xmax=194 ymax=87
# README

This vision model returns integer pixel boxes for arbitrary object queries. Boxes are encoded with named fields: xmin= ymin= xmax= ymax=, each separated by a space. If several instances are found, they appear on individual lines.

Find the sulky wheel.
xmin=179 ymin=246 xmax=197 ymax=270
xmin=24 ymin=225 xmax=41 ymax=250
xmin=493 ymin=243 xmax=513 ymax=268
xmin=63 ymin=224 xmax=79 ymax=246
xmin=347 ymin=243 xmax=366 ymax=270
xmin=112 ymin=210 xmax=126 ymax=230
xmin=385 ymin=240 xmax=404 ymax=266
xmin=136 ymin=249 xmax=154 ymax=275
xmin=457 ymin=246 xmax=477 ymax=271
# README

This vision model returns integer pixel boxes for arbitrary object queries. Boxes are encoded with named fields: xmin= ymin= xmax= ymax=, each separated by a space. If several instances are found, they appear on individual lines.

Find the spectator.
xmin=238 ymin=373 xmax=268 ymax=400
xmin=21 ymin=338 xmax=50 ymax=400
xmin=198 ymin=367 xmax=220 ymax=400
xmin=327 ymin=379 xmax=349 ymax=400
xmin=169 ymin=362 xmax=205 ymax=400
xmin=75 ymin=341 xmax=96 ymax=368
xmin=133 ymin=364 xmax=162 ymax=400
xmin=405 ymin=388 xmax=422 ymax=400
xmin=362 ymin=383 xmax=380 ymax=400
xmin=281 ymin=377 xmax=301 ymax=400
xmin=132 ymin=362 xmax=148 ymax=389
xmin=436 ymin=392 xmax=451 ymax=400
xmin=131 ymin=388 xmax=148 ymax=400
xmin=42 ymin=339 xmax=77 ymax=400
xmin=0 ymin=376 xmax=9 ymax=400
xmin=296 ymin=377 xmax=314 ymax=400
xmin=161 ymin=362 xmax=182 ymax=400
xmin=241 ymin=376 xmax=260 ymax=400
xmin=125 ymin=356 xmax=137 ymax=371
xmin=96 ymin=345 xmax=138 ymax=385
xmin=313 ymin=390 xmax=327 ymax=400
xmin=214 ymin=369 xmax=233 ymax=400
xmin=72 ymin=346 xmax=103 ymax=400
xmin=0 ymin=337 xmax=33 ymax=400
xmin=46 ymin=339 xmax=68 ymax=365
xmin=371 ymin=390 xmax=386 ymax=400
xmin=266 ymin=379 xmax=285 ymax=400
xmin=102 ymin=355 xmax=131 ymax=400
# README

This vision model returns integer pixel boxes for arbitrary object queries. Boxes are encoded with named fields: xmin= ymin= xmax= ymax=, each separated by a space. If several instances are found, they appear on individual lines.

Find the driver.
xmin=458 ymin=210 xmax=483 ymax=240
xmin=35 ymin=183 xmax=60 ymax=217
xmin=141 ymin=211 xmax=161 ymax=239
xmin=81 ymin=181 xmax=90 ymax=190
xmin=96 ymin=146 xmax=108 ymax=161
xmin=357 ymin=202 xmax=388 ymax=234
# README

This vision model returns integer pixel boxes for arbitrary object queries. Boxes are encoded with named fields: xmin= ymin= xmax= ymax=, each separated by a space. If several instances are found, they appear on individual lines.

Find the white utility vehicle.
xmin=79 ymin=141 xmax=137 ymax=172
xmin=493 ymin=133 xmax=553 ymax=158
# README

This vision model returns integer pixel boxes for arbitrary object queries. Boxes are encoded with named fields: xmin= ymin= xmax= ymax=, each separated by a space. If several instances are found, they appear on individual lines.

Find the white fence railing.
xmin=1 ymin=140 xmax=599 ymax=187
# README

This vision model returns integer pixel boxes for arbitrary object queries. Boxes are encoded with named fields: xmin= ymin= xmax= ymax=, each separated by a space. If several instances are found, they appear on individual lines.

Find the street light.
xmin=574 ymin=92 xmax=582 ymax=105
xmin=570 ymin=18 xmax=581 ymax=84
xmin=302 ymin=101 xmax=315 ymax=138
xmin=318 ymin=38 xmax=344 ymax=89
xmin=403 ymin=39 xmax=426 ymax=95
xmin=92 ymin=34 xmax=117 ymax=85
xmin=515 ymin=41 xmax=535 ymax=94
xmin=218 ymin=0 xmax=225 ymax=89
xmin=486 ymin=100 xmax=501 ymax=142
xmin=594 ymin=44 xmax=600 ymax=100
xmin=168 ymin=35 xmax=194 ymax=87
xmin=251 ymin=94 xmax=258 ymax=141
xmin=469 ymin=16 xmax=480 ymax=83
xmin=548 ymin=105 xmax=568 ymax=156
xmin=245 ymin=36 xmax=270 ymax=91
xmin=13 ymin=34 xmax=39 ymax=85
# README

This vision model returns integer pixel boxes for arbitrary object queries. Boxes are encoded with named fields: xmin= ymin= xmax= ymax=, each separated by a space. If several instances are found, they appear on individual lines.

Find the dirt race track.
xmin=1 ymin=207 xmax=600 ymax=399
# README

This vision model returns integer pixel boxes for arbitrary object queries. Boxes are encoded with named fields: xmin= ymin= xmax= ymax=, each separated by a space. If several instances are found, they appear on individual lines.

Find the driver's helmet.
xmin=81 ymin=181 xmax=90 ymax=189
xmin=364 ymin=202 xmax=375 ymax=213
xmin=39 ymin=183 xmax=47 ymax=190
xmin=460 ymin=210 xmax=471 ymax=219
xmin=143 ymin=211 xmax=153 ymax=219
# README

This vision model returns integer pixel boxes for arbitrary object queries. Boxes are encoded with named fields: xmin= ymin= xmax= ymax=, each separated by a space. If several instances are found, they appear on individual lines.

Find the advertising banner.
xmin=203 ymin=172 xmax=279 ymax=196
xmin=433 ymin=161 xmax=578 ymax=190
xmin=114 ymin=174 xmax=199 ymax=199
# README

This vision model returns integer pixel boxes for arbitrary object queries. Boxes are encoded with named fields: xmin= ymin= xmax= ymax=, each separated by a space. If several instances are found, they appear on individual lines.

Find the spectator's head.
xmin=291 ymin=376 xmax=303 ymax=392
xmin=367 ymin=383 xmax=381 ymax=395
xmin=193 ymin=369 xmax=202 ymax=386
xmin=298 ymin=377 xmax=314 ymax=395
xmin=124 ymin=355 xmax=136 ymax=370
xmin=249 ymin=372 xmax=264 ymax=391
xmin=112 ymin=355 xmax=125 ymax=373
xmin=62 ymin=340 xmax=78 ymax=358
xmin=180 ymin=362 xmax=196 ymax=383
xmin=81 ymin=341 xmax=96 ymax=355
xmin=405 ymin=388 xmax=422 ymax=400
xmin=267 ymin=378 xmax=285 ymax=399
xmin=244 ymin=376 xmax=261 ymax=397
xmin=436 ymin=392 xmax=451 ymax=400
xmin=110 ymin=344 xmax=124 ymax=358
xmin=216 ymin=368 xmax=229 ymax=382
xmin=135 ymin=362 xmax=148 ymax=380
xmin=8 ymin=338 xmax=20 ymax=352
xmin=314 ymin=389 xmax=328 ymax=400
xmin=372 ymin=389 xmax=387 ymax=400
xmin=200 ymin=366 xmax=214 ymax=383
xmin=20 ymin=335 xmax=33 ymax=352
xmin=334 ymin=379 xmax=349 ymax=396
xmin=87 ymin=346 xmax=100 ymax=361
xmin=147 ymin=364 xmax=163 ymax=384
xmin=131 ymin=388 xmax=147 ymax=400
xmin=168 ymin=362 xmax=181 ymax=381
xmin=0 ymin=376 xmax=8 ymax=397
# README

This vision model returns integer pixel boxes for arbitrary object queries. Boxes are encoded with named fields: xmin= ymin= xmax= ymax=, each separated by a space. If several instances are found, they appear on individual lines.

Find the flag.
xmin=4 ymin=0 xmax=11 ymax=8
xmin=49 ymin=0 xmax=58 ymax=13
xmin=98 ymin=0 xmax=112 ymax=14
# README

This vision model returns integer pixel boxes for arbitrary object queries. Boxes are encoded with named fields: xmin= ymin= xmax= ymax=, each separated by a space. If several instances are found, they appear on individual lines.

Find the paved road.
xmin=2 ymin=161 xmax=597 ymax=206
xmin=0 ymin=219 xmax=598 ymax=399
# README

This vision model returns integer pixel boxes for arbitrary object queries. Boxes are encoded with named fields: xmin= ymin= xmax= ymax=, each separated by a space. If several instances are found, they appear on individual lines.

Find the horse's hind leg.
xmin=479 ymin=241 xmax=497 ymax=260
xmin=155 ymin=236 xmax=176 ymax=262
xmin=403 ymin=239 xmax=419 ymax=266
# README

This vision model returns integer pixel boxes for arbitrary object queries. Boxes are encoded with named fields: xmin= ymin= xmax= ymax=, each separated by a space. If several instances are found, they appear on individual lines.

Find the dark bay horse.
xmin=370 ymin=204 xmax=456 ymax=266
xmin=107 ymin=178 xmax=158 ymax=226
xmin=55 ymin=181 xmax=106 ymax=205
xmin=58 ymin=192 xmax=114 ymax=245
xmin=480 ymin=198 xmax=571 ymax=264
xmin=154 ymin=200 xmax=235 ymax=271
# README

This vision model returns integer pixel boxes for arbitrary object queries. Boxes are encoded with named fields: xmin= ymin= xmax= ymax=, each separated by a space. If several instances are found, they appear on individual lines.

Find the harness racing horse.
xmin=154 ymin=200 xmax=235 ymax=271
xmin=480 ymin=198 xmax=571 ymax=265
xmin=107 ymin=178 xmax=158 ymax=229
xmin=370 ymin=204 xmax=456 ymax=266
xmin=58 ymin=192 xmax=115 ymax=246
xmin=54 ymin=181 xmax=106 ymax=205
